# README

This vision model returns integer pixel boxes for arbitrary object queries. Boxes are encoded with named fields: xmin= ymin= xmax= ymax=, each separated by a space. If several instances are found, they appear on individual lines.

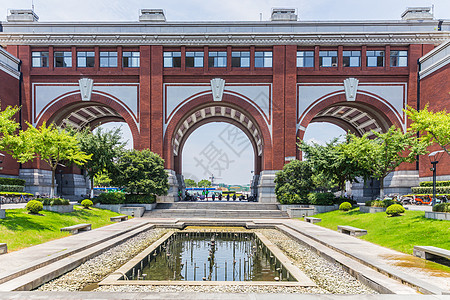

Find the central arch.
xmin=163 ymin=93 xmax=273 ymax=177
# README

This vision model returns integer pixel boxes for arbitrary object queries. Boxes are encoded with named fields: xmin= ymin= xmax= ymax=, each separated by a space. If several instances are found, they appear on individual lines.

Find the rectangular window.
xmin=163 ymin=51 xmax=181 ymax=68
xmin=54 ymin=51 xmax=72 ymax=68
xmin=208 ymin=51 xmax=227 ymax=67
xmin=123 ymin=51 xmax=140 ymax=68
xmin=31 ymin=51 xmax=49 ymax=67
xmin=186 ymin=51 xmax=204 ymax=68
xmin=100 ymin=51 xmax=118 ymax=67
xmin=255 ymin=51 xmax=272 ymax=68
xmin=231 ymin=51 xmax=250 ymax=67
xmin=343 ymin=51 xmax=361 ymax=67
xmin=390 ymin=50 xmax=408 ymax=67
xmin=319 ymin=51 xmax=338 ymax=67
xmin=297 ymin=51 xmax=314 ymax=67
xmin=77 ymin=51 xmax=95 ymax=68
xmin=366 ymin=50 xmax=385 ymax=67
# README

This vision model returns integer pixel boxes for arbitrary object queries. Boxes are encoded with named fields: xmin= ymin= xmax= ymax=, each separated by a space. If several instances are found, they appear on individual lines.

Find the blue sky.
xmin=5 ymin=0 xmax=448 ymax=185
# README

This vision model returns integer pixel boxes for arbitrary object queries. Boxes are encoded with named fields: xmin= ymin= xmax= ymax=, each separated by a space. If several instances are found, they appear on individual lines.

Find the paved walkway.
xmin=282 ymin=219 xmax=450 ymax=294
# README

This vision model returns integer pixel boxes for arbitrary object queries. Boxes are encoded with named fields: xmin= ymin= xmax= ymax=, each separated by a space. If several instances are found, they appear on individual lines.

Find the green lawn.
xmin=309 ymin=208 xmax=450 ymax=255
xmin=0 ymin=206 xmax=123 ymax=251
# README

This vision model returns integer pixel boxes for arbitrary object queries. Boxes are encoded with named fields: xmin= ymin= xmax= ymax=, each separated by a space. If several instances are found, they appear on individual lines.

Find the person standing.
xmin=226 ymin=194 xmax=230 ymax=201
xmin=212 ymin=193 xmax=216 ymax=201
xmin=232 ymin=193 xmax=237 ymax=201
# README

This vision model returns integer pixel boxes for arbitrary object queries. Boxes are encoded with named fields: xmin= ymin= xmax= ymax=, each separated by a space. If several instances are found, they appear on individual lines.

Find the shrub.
xmin=382 ymin=199 xmax=401 ymax=207
xmin=95 ymin=192 xmax=125 ymax=204
xmin=334 ymin=197 xmax=357 ymax=206
xmin=275 ymin=160 xmax=315 ymax=204
xmin=26 ymin=200 xmax=43 ymax=214
xmin=308 ymin=192 xmax=335 ymax=206
xmin=411 ymin=186 xmax=450 ymax=194
xmin=419 ymin=180 xmax=450 ymax=187
xmin=81 ymin=199 xmax=93 ymax=209
xmin=0 ymin=192 xmax=33 ymax=197
xmin=0 ymin=178 xmax=26 ymax=186
xmin=125 ymin=194 xmax=156 ymax=204
xmin=0 ymin=185 xmax=25 ymax=192
xmin=40 ymin=198 xmax=70 ymax=206
xmin=339 ymin=202 xmax=352 ymax=211
xmin=386 ymin=204 xmax=406 ymax=216
xmin=433 ymin=203 xmax=450 ymax=213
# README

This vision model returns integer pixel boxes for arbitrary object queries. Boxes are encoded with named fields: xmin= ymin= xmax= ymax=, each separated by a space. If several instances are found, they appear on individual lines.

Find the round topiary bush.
xmin=26 ymin=200 xmax=43 ymax=214
xmin=339 ymin=202 xmax=352 ymax=211
xmin=386 ymin=204 xmax=405 ymax=216
xmin=81 ymin=199 xmax=93 ymax=209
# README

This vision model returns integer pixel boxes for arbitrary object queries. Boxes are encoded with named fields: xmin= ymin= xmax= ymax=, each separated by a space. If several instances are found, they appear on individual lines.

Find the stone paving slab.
xmin=283 ymin=219 xmax=450 ymax=295
xmin=0 ymin=292 xmax=449 ymax=299
xmin=0 ymin=219 xmax=150 ymax=284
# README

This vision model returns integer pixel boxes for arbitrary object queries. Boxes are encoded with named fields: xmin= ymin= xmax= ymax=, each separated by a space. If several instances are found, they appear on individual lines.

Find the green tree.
xmin=2 ymin=122 xmax=91 ymax=197
xmin=406 ymin=105 xmax=450 ymax=155
xmin=113 ymin=149 xmax=168 ymax=196
xmin=184 ymin=178 xmax=197 ymax=187
xmin=198 ymin=179 xmax=211 ymax=187
xmin=346 ymin=126 xmax=428 ymax=199
xmin=0 ymin=106 xmax=20 ymax=136
xmin=299 ymin=139 xmax=367 ymax=197
xmin=94 ymin=172 xmax=112 ymax=187
xmin=274 ymin=160 xmax=314 ymax=204
xmin=76 ymin=127 xmax=125 ymax=197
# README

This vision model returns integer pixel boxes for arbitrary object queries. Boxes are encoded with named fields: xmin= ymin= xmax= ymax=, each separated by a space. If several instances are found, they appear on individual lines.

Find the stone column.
xmin=257 ymin=170 xmax=280 ymax=203
xmin=156 ymin=169 xmax=181 ymax=203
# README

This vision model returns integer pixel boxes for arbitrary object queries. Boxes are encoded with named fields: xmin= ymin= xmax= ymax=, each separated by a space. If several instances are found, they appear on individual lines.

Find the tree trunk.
xmin=51 ymin=168 xmax=56 ymax=198
xmin=90 ymin=176 xmax=94 ymax=199
xmin=379 ymin=176 xmax=385 ymax=200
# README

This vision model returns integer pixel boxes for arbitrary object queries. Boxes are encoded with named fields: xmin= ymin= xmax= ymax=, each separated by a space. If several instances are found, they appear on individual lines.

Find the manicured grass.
xmin=0 ymin=206 xmax=123 ymax=251
xmin=309 ymin=208 xmax=450 ymax=255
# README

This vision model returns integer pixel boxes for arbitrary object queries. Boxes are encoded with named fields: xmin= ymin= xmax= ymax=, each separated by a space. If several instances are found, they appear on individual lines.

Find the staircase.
xmin=143 ymin=202 xmax=289 ymax=219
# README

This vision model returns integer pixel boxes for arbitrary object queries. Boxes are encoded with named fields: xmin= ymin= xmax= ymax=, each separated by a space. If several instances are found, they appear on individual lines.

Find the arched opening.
xmin=182 ymin=122 xmax=254 ymax=186
xmin=299 ymin=99 xmax=399 ymax=200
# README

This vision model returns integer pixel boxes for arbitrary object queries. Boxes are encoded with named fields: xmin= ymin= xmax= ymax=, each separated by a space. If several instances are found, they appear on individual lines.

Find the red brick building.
xmin=0 ymin=7 xmax=449 ymax=201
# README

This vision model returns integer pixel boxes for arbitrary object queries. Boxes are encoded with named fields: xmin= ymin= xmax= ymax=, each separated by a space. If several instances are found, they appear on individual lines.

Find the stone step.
xmin=144 ymin=209 xmax=289 ymax=219
xmin=156 ymin=203 xmax=280 ymax=210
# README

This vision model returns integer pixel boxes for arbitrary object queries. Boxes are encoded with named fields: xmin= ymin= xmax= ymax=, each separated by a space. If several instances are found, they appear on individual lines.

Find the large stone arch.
xmin=163 ymin=93 xmax=273 ymax=175
xmin=38 ymin=92 xmax=140 ymax=148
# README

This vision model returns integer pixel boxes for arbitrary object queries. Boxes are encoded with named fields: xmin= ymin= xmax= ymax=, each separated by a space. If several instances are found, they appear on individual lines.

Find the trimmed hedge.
xmin=433 ymin=203 xmax=450 ymax=213
xmin=334 ymin=197 xmax=357 ymax=206
xmin=95 ymin=192 xmax=126 ymax=204
xmin=26 ymin=200 xmax=43 ymax=214
xmin=0 ymin=178 xmax=26 ymax=186
xmin=365 ymin=199 xmax=402 ymax=208
xmin=307 ymin=192 xmax=335 ymax=206
xmin=420 ymin=180 xmax=450 ymax=187
xmin=411 ymin=186 xmax=450 ymax=194
xmin=40 ymin=198 xmax=70 ymax=206
xmin=125 ymin=194 xmax=156 ymax=204
xmin=0 ymin=192 xmax=33 ymax=197
xmin=386 ymin=204 xmax=405 ymax=216
xmin=0 ymin=185 xmax=25 ymax=192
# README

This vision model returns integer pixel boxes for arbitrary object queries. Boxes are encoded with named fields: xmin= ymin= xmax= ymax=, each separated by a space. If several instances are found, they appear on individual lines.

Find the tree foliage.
xmin=346 ymin=126 xmax=428 ymax=199
xmin=184 ymin=178 xmax=197 ymax=187
xmin=298 ymin=139 xmax=368 ymax=196
xmin=274 ymin=160 xmax=314 ymax=204
xmin=2 ymin=122 xmax=91 ymax=197
xmin=406 ymin=105 xmax=450 ymax=156
xmin=113 ymin=149 xmax=168 ymax=196
xmin=76 ymin=127 xmax=125 ymax=195
xmin=197 ymin=179 xmax=211 ymax=187
xmin=0 ymin=106 xmax=20 ymax=136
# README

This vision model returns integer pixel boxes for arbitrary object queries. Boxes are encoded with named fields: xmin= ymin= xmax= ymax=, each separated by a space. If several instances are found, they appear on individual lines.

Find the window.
xmin=366 ymin=51 xmax=385 ymax=67
xmin=255 ymin=51 xmax=272 ymax=68
xmin=100 ymin=51 xmax=117 ymax=67
xmin=208 ymin=51 xmax=227 ymax=67
xmin=390 ymin=50 xmax=408 ymax=67
xmin=163 ymin=52 xmax=181 ymax=68
xmin=77 ymin=51 xmax=95 ymax=68
xmin=186 ymin=51 xmax=204 ymax=68
xmin=319 ymin=51 xmax=338 ymax=67
xmin=31 ymin=51 xmax=49 ymax=67
xmin=231 ymin=51 xmax=250 ymax=67
xmin=297 ymin=51 xmax=314 ymax=67
xmin=54 ymin=51 xmax=72 ymax=68
xmin=343 ymin=51 xmax=361 ymax=67
xmin=123 ymin=51 xmax=140 ymax=68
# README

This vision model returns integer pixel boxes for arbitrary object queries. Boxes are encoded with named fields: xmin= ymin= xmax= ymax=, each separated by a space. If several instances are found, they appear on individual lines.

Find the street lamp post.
xmin=428 ymin=150 xmax=445 ymax=206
